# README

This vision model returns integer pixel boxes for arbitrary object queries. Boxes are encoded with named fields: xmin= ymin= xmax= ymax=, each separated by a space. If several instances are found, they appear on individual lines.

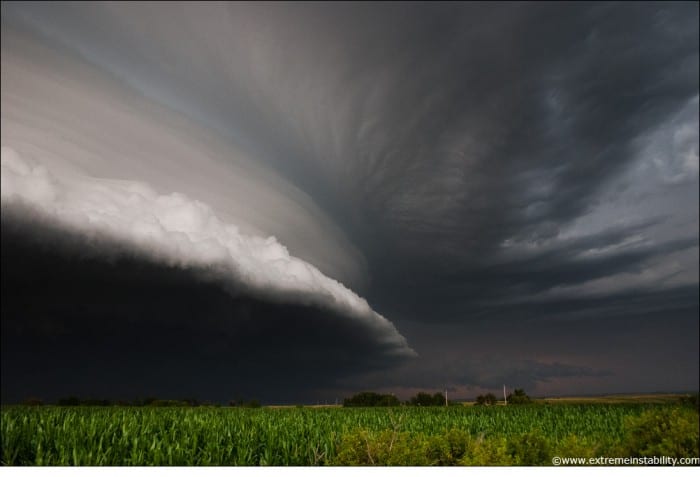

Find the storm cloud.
xmin=1 ymin=2 xmax=697 ymax=402
xmin=1 ymin=214 xmax=410 ymax=403
xmin=1 ymin=148 xmax=412 ymax=356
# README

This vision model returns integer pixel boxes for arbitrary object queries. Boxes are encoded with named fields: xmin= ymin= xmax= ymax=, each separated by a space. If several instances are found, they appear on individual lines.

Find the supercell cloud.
xmin=1 ymin=2 xmax=698 ymax=402
xmin=1 ymin=15 xmax=412 ymax=402
xmin=1 ymin=147 xmax=413 ymax=358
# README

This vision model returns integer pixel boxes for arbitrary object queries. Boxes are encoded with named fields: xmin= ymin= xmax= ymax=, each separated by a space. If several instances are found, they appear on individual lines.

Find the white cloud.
xmin=1 ymin=146 xmax=415 ymax=357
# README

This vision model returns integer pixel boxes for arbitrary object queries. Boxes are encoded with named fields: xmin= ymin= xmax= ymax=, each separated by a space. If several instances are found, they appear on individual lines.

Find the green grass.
xmin=2 ymin=403 xmax=698 ymax=465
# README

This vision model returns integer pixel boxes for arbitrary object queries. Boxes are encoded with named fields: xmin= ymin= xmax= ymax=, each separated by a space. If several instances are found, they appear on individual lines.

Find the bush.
xmin=334 ymin=428 xmax=475 ymax=465
xmin=623 ymin=408 xmax=699 ymax=458
xmin=554 ymin=434 xmax=600 ymax=459
xmin=458 ymin=435 xmax=511 ymax=465
xmin=333 ymin=428 xmax=545 ymax=465
xmin=506 ymin=430 xmax=550 ymax=465
xmin=426 ymin=429 xmax=472 ymax=465
xmin=679 ymin=394 xmax=699 ymax=410
xmin=334 ymin=429 xmax=430 ymax=465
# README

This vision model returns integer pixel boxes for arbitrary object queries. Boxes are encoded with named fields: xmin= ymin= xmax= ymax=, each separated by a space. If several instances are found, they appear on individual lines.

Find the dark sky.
xmin=1 ymin=2 xmax=698 ymax=403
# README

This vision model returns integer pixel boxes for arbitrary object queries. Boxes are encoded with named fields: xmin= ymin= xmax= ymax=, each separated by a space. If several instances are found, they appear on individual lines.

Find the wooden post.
xmin=503 ymin=385 xmax=507 ymax=405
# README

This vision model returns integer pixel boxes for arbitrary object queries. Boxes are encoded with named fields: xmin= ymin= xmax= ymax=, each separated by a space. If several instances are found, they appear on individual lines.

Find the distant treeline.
xmin=19 ymin=397 xmax=261 ymax=407
xmin=343 ymin=392 xmax=400 ymax=407
xmin=475 ymin=389 xmax=531 ymax=406
xmin=343 ymin=391 xmax=460 ymax=407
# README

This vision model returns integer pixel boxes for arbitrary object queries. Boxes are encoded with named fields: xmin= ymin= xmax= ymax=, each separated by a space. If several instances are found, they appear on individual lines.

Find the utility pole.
xmin=503 ymin=385 xmax=507 ymax=405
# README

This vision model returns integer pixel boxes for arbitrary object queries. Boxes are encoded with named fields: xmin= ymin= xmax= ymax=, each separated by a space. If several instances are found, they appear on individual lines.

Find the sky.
xmin=1 ymin=2 xmax=698 ymax=404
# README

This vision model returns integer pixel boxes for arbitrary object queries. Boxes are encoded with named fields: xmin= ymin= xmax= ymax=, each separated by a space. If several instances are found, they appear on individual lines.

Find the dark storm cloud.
xmin=368 ymin=217 xmax=697 ymax=322
xmin=342 ymin=286 xmax=698 ymax=397
xmin=464 ymin=361 xmax=614 ymax=391
xmin=0 ymin=150 xmax=413 ymax=359
xmin=340 ymin=356 xmax=614 ymax=395
xmin=1 ymin=2 xmax=698 ymax=399
xmin=4 ymin=3 xmax=696 ymax=252
xmin=0 ymin=212 xmax=408 ymax=403
xmin=4 ymin=1 xmax=697 ymax=303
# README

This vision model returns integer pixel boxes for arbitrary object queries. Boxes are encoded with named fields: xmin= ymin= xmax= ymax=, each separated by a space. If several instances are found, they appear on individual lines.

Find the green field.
xmin=2 ymin=402 xmax=698 ymax=465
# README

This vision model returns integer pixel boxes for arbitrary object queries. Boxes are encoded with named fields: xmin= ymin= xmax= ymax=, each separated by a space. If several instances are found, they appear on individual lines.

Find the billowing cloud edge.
xmin=0 ymin=146 xmax=416 ymax=358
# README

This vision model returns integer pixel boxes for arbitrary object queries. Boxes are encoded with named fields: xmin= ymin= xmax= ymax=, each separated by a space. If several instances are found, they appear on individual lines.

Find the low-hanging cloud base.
xmin=0 ymin=147 xmax=415 ymax=403
xmin=1 ymin=211 xmax=411 ymax=403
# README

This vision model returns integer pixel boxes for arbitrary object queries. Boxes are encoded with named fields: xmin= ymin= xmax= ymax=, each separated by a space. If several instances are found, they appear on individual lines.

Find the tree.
xmin=343 ymin=392 xmax=400 ymax=407
xmin=378 ymin=394 xmax=401 ymax=407
xmin=409 ymin=392 xmax=446 ymax=407
xmin=475 ymin=393 xmax=497 ymax=406
xmin=506 ymin=388 xmax=531 ymax=405
xmin=432 ymin=392 xmax=447 ymax=406
xmin=410 ymin=392 xmax=432 ymax=406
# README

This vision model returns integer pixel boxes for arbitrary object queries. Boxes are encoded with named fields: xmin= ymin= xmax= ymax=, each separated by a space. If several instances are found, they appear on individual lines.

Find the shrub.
xmin=334 ymin=428 xmax=520 ymax=465
xmin=333 ymin=429 xmax=430 ymax=465
xmin=506 ymin=430 xmax=550 ymax=465
xmin=425 ymin=429 xmax=472 ymax=464
xmin=458 ymin=435 xmax=511 ymax=465
xmin=554 ymin=434 xmax=600 ymax=459
xmin=623 ymin=408 xmax=699 ymax=458
xmin=679 ymin=394 xmax=699 ymax=410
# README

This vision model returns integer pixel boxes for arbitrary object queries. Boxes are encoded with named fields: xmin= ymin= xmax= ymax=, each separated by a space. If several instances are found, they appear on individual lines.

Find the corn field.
xmin=2 ymin=404 xmax=698 ymax=465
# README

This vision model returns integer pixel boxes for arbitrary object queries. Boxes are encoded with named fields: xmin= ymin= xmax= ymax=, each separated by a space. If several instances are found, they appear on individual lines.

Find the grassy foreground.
xmin=2 ymin=403 xmax=698 ymax=465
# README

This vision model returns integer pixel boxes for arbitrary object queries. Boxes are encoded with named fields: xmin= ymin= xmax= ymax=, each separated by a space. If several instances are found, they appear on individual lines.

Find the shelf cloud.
xmin=1 ymin=147 xmax=413 ymax=358
xmin=1 ymin=2 xmax=697 ymax=401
